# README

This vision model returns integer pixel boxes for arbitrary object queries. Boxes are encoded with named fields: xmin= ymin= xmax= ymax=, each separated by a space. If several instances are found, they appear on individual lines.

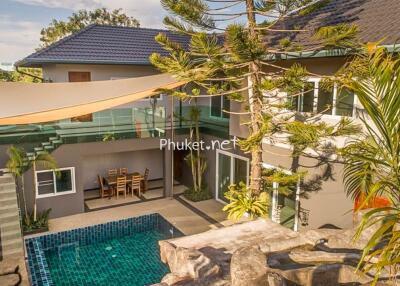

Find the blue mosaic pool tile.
xmin=25 ymin=213 xmax=183 ymax=286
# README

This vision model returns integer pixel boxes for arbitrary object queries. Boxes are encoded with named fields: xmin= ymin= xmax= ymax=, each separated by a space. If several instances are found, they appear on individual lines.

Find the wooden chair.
xmin=116 ymin=176 xmax=127 ymax=199
xmin=108 ymin=169 xmax=118 ymax=176
xmin=129 ymin=175 xmax=141 ymax=197
xmin=97 ymin=175 xmax=113 ymax=198
xmin=119 ymin=168 xmax=128 ymax=175
xmin=142 ymin=168 xmax=149 ymax=193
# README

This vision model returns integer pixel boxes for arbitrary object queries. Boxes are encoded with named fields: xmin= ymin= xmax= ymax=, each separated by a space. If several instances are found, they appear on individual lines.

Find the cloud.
xmin=0 ymin=15 xmax=42 ymax=64
xmin=12 ymin=0 xmax=167 ymax=28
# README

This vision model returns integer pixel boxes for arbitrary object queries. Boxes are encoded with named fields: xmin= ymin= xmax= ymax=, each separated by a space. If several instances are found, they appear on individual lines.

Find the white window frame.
xmin=215 ymin=149 xmax=250 ymax=204
xmin=262 ymin=162 xmax=301 ymax=232
xmin=35 ymin=167 xmax=76 ymax=199
xmin=297 ymin=77 xmax=357 ymax=118
xmin=209 ymin=96 xmax=229 ymax=120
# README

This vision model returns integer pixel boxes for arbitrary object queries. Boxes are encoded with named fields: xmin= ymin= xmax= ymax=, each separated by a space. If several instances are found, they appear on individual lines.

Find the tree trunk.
xmin=195 ymin=101 xmax=202 ymax=191
xmin=246 ymin=0 xmax=264 ymax=194
xmin=189 ymin=115 xmax=198 ymax=192
xmin=20 ymin=175 xmax=28 ymax=220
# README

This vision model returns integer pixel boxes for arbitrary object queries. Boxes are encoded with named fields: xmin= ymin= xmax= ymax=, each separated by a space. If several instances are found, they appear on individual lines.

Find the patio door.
xmin=263 ymin=163 xmax=300 ymax=231
xmin=216 ymin=150 xmax=249 ymax=203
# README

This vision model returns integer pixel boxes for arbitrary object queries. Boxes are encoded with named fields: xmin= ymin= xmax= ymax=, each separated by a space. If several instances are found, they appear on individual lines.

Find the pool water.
xmin=45 ymin=230 xmax=168 ymax=286
xmin=25 ymin=214 xmax=183 ymax=286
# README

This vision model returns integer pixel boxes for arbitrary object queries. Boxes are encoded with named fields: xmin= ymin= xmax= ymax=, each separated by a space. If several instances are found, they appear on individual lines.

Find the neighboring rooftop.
xmin=16 ymin=25 xmax=191 ymax=67
xmin=268 ymin=0 xmax=400 ymax=49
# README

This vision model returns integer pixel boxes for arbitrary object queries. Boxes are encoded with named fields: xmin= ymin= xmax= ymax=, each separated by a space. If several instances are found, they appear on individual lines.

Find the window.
xmin=69 ymin=72 xmax=91 ymax=82
xmin=69 ymin=72 xmax=93 ymax=122
xmin=293 ymin=82 xmax=315 ymax=112
xmin=35 ymin=167 xmax=76 ymax=198
xmin=294 ymin=79 xmax=356 ymax=117
xmin=71 ymin=114 xmax=93 ymax=122
xmin=335 ymin=88 xmax=355 ymax=117
xmin=210 ymin=95 xmax=230 ymax=119
xmin=216 ymin=150 xmax=249 ymax=203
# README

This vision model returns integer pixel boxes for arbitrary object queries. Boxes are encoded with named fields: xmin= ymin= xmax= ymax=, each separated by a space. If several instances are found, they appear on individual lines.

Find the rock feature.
xmin=158 ymin=219 xmax=389 ymax=286
xmin=159 ymin=241 xmax=222 ymax=285
xmin=230 ymin=246 xmax=267 ymax=286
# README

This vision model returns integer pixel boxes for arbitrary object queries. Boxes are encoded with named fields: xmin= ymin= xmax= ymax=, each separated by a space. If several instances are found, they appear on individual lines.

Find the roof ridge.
xmin=16 ymin=24 xmax=98 ymax=65
xmin=89 ymin=24 xmax=171 ymax=33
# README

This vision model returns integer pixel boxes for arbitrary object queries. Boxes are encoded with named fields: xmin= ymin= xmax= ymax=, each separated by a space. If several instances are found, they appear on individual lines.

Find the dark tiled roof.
xmin=17 ymin=1 xmax=400 ymax=67
xmin=17 ymin=25 xmax=191 ymax=67
xmin=267 ymin=0 xmax=400 ymax=49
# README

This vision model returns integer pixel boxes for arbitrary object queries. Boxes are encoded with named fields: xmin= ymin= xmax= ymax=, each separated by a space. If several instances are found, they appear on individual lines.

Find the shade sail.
xmin=0 ymin=74 xmax=185 ymax=125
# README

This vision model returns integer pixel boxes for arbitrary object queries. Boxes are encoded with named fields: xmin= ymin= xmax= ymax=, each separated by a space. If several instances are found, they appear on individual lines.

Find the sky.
xmin=0 ymin=0 xmax=248 ymax=68
xmin=0 ymin=0 xmax=169 ymax=66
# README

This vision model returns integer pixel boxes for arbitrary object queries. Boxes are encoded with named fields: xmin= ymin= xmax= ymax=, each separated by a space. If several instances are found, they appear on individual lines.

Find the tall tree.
xmin=40 ymin=8 xmax=140 ymax=47
xmin=151 ymin=0 xmax=358 ymax=218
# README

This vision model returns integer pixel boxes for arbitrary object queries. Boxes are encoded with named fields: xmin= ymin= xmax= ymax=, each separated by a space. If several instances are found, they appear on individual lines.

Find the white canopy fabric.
xmin=0 ymin=74 xmax=184 ymax=125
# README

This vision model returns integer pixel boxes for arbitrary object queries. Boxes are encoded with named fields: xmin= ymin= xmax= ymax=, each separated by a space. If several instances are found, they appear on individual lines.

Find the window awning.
xmin=0 ymin=74 xmax=185 ymax=125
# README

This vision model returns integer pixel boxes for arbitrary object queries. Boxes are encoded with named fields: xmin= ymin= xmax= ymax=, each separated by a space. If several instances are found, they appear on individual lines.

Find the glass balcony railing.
xmin=0 ymin=106 xmax=166 ymax=147
xmin=0 ymin=104 xmax=230 ymax=157
xmin=173 ymin=105 xmax=229 ymax=139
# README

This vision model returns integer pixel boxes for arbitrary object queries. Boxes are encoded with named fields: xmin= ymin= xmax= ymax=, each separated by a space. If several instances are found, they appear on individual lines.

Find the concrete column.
xmin=163 ymin=145 xmax=174 ymax=197
xmin=163 ymin=94 xmax=175 ymax=197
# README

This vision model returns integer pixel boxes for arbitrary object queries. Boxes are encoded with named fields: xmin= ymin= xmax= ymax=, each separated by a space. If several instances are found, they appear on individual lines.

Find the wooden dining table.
xmin=105 ymin=172 xmax=144 ymax=186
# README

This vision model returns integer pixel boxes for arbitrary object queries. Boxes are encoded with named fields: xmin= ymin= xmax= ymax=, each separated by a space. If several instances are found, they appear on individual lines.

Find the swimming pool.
xmin=25 ymin=213 xmax=183 ymax=286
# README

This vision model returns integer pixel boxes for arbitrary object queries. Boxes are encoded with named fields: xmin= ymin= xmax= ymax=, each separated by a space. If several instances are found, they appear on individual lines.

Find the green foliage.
xmin=102 ymin=133 xmax=116 ymax=142
xmin=314 ymin=24 xmax=359 ymax=49
xmin=23 ymin=209 xmax=51 ymax=232
xmin=0 ymin=68 xmax=42 ymax=83
xmin=6 ymin=146 xmax=28 ymax=178
xmin=40 ymin=8 xmax=140 ymax=47
xmin=263 ymin=168 xmax=305 ymax=196
xmin=286 ymin=118 xmax=361 ymax=155
xmin=153 ymin=0 xmax=360 ymax=214
xmin=183 ymin=187 xmax=212 ymax=202
xmin=339 ymin=47 xmax=400 ymax=283
xmin=239 ymin=113 xmax=273 ymax=152
xmin=223 ymin=182 xmax=270 ymax=220
xmin=225 ymin=24 xmax=265 ymax=62
xmin=161 ymin=0 xmax=214 ymax=30
xmin=354 ymin=206 xmax=400 ymax=284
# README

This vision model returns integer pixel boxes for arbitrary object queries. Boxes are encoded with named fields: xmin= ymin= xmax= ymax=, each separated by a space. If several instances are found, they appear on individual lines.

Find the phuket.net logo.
xmin=160 ymin=137 xmax=239 ymax=151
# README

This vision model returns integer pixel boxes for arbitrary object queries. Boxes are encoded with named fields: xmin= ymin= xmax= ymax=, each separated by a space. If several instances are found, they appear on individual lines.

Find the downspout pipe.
xmin=15 ymin=66 xmax=45 ymax=82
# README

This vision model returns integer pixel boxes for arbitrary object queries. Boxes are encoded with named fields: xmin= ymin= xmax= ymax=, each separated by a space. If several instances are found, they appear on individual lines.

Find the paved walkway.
xmin=48 ymin=196 xmax=230 ymax=236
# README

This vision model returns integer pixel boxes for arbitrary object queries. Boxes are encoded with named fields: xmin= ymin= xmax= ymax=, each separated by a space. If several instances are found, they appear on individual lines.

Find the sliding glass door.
xmin=216 ymin=150 xmax=249 ymax=203
xmin=262 ymin=164 xmax=299 ymax=230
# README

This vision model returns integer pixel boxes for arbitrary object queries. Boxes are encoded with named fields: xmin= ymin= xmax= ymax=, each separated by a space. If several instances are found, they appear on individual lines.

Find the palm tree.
xmin=6 ymin=145 xmax=58 ymax=222
xmin=6 ymin=146 xmax=29 ymax=220
xmin=340 ymin=45 xmax=400 ymax=283
xmin=30 ymin=152 xmax=58 ymax=221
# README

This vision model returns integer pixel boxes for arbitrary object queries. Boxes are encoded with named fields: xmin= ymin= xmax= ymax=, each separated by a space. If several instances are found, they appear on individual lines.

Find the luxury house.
xmin=1 ymin=0 xmax=400 ymax=240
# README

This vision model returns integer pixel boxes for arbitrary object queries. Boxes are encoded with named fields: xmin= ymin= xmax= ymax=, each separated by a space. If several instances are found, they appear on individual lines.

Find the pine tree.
xmin=151 ymin=0 xmax=360 ymax=218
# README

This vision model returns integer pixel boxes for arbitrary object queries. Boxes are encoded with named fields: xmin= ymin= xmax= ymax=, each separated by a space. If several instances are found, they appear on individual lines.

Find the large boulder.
xmin=159 ymin=241 xmax=222 ymax=285
xmin=231 ymin=245 xmax=286 ymax=286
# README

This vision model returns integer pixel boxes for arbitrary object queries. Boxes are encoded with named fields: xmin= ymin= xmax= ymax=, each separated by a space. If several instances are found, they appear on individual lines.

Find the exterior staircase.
xmin=0 ymin=170 xmax=23 ymax=260
xmin=26 ymin=135 xmax=63 ymax=161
